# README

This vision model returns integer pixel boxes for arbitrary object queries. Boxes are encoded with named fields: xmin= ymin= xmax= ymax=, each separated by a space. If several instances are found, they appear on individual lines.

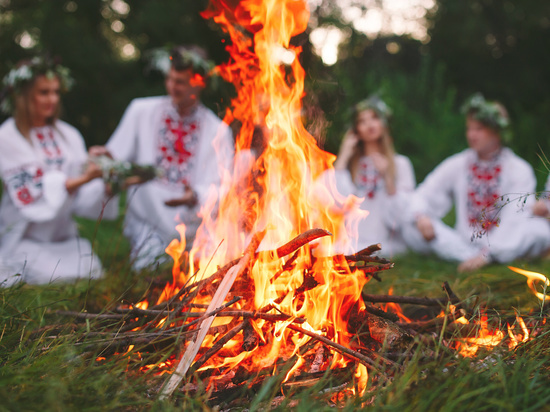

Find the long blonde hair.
xmin=347 ymin=107 xmax=397 ymax=185
xmin=13 ymin=76 xmax=61 ymax=140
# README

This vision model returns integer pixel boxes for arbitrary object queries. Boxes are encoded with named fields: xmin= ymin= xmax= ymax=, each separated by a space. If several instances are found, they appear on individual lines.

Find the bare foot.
xmin=457 ymin=254 xmax=490 ymax=273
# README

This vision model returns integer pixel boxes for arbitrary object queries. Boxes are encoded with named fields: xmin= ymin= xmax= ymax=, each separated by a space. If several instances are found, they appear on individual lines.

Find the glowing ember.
xmin=453 ymin=313 xmax=504 ymax=357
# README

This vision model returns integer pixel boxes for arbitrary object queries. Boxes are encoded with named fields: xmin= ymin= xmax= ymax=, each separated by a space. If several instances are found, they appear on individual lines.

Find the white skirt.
xmin=0 ymin=236 xmax=103 ymax=287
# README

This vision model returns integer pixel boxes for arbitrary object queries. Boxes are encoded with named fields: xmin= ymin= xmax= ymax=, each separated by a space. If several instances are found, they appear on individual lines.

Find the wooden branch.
xmin=179 ymin=296 xmax=243 ymax=331
xmin=362 ymin=304 xmax=400 ymax=323
xmin=56 ymin=311 xmax=126 ymax=320
xmin=362 ymin=294 xmax=448 ymax=307
xmin=189 ymin=321 xmax=246 ymax=374
xmin=242 ymin=318 xmax=260 ymax=352
xmin=344 ymin=254 xmax=390 ymax=264
xmin=442 ymin=281 xmax=461 ymax=306
xmin=160 ymin=230 xmax=266 ymax=400
xmin=353 ymin=263 xmax=394 ymax=273
xmin=275 ymin=228 xmax=332 ymax=258
xmin=355 ymin=244 xmax=382 ymax=256
xmin=286 ymin=324 xmax=379 ymax=370
xmin=397 ymin=310 xmax=465 ymax=331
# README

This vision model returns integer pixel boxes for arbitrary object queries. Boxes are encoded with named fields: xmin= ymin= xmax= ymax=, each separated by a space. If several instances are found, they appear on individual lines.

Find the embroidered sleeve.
xmin=2 ymin=163 xmax=68 ymax=221
xmin=4 ymin=164 xmax=44 ymax=207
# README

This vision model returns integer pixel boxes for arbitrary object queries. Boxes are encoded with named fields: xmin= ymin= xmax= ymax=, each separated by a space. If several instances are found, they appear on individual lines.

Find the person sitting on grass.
xmin=0 ymin=56 xmax=117 ymax=286
xmin=331 ymin=95 xmax=416 ymax=256
xmin=402 ymin=93 xmax=550 ymax=272
xmin=104 ymin=45 xmax=234 ymax=270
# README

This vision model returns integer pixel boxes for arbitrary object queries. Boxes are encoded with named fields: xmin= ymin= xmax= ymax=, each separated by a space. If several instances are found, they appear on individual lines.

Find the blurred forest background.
xmin=1 ymin=0 xmax=550 ymax=185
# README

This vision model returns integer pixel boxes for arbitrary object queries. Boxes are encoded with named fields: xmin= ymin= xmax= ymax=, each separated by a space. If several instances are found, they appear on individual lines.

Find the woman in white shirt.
xmin=0 ymin=57 xmax=116 ymax=286
xmin=332 ymin=95 xmax=416 ymax=256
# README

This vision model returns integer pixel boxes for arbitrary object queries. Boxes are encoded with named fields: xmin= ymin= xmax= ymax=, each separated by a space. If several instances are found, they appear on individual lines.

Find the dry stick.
xmin=188 ymin=321 xmax=246 ymax=374
xmin=274 ymin=228 xmax=332 ymax=258
xmin=344 ymin=254 xmax=391 ymax=264
xmin=159 ymin=230 xmax=266 ymax=400
xmin=177 ymin=296 xmax=243 ymax=331
xmin=353 ymin=263 xmax=394 ymax=273
xmin=442 ymin=281 xmax=472 ymax=316
xmin=155 ymin=228 xmax=333 ymax=317
xmin=396 ymin=311 xmax=464 ymax=331
xmin=361 ymin=294 xmax=448 ymax=307
xmin=355 ymin=243 xmax=382 ymax=256
xmin=285 ymin=324 xmax=380 ymax=370
xmin=56 ymin=311 xmax=127 ymax=320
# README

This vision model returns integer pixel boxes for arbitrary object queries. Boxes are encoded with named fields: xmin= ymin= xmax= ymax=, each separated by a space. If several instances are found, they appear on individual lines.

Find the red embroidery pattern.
xmin=467 ymin=157 xmax=502 ymax=231
xmin=34 ymin=127 xmax=64 ymax=168
xmin=356 ymin=157 xmax=380 ymax=199
xmin=156 ymin=109 xmax=200 ymax=186
xmin=4 ymin=166 xmax=44 ymax=207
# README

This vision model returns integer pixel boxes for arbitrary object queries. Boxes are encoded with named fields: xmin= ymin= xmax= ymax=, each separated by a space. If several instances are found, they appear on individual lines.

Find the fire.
xmin=453 ymin=313 xmax=505 ymax=358
xmin=154 ymin=0 xmax=370 ymax=392
xmin=508 ymin=266 xmax=550 ymax=302
xmin=383 ymin=287 xmax=412 ymax=323
xmin=507 ymin=314 xmax=530 ymax=350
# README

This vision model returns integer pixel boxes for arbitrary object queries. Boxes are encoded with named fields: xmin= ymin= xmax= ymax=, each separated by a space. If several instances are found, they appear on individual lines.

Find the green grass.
xmin=2 ymin=217 xmax=550 ymax=411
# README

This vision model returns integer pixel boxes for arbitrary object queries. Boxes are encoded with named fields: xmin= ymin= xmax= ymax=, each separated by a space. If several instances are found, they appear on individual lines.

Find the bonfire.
xmin=52 ymin=0 xmax=550 ymax=406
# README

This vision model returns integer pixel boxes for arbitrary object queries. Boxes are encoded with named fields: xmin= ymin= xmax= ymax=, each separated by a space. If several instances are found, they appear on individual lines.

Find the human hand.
xmin=532 ymin=200 xmax=550 ymax=218
xmin=334 ymin=129 xmax=358 ymax=169
xmin=416 ymin=215 xmax=435 ymax=241
xmin=89 ymin=146 xmax=113 ymax=158
xmin=165 ymin=186 xmax=198 ymax=207
xmin=457 ymin=254 xmax=490 ymax=273
xmin=82 ymin=160 xmax=103 ymax=182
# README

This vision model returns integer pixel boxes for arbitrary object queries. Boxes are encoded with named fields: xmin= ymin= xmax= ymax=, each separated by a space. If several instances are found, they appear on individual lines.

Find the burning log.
xmin=361 ymin=311 xmax=414 ymax=351
xmin=242 ymin=318 xmax=260 ymax=351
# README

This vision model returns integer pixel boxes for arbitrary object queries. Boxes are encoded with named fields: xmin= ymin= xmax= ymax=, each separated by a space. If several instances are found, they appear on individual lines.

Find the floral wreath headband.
xmin=0 ymin=56 xmax=74 ymax=115
xmin=147 ymin=47 xmax=216 ymax=78
xmin=354 ymin=95 xmax=392 ymax=126
xmin=461 ymin=93 xmax=512 ymax=143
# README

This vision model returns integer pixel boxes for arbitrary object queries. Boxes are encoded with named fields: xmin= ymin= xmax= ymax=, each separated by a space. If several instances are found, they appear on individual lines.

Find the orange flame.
xmin=507 ymin=314 xmax=530 ymax=350
xmin=146 ymin=0 xmax=370 ymax=381
xmin=508 ymin=266 xmax=550 ymax=302
xmin=454 ymin=313 xmax=504 ymax=357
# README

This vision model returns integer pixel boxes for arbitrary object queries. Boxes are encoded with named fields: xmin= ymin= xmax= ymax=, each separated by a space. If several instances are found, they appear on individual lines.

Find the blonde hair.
xmin=13 ymin=75 xmax=60 ymax=140
xmin=347 ymin=108 xmax=397 ymax=185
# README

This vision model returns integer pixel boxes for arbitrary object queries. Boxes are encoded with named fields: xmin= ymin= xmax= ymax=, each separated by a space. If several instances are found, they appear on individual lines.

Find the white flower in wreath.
xmin=4 ymin=65 xmax=33 ymax=87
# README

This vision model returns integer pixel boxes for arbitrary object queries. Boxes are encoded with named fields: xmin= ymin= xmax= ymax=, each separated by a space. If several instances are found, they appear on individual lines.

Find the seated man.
xmin=106 ymin=45 xmax=233 ymax=270
xmin=402 ymin=94 xmax=550 ymax=272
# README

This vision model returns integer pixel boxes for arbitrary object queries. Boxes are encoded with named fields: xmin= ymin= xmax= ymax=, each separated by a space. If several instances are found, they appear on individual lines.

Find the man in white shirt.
xmin=106 ymin=45 xmax=233 ymax=270
xmin=403 ymin=94 xmax=550 ymax=272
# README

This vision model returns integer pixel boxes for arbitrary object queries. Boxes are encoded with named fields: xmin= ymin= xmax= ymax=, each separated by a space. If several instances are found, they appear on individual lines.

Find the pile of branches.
xmin=45 ymin=229 xmax=547 ymax=403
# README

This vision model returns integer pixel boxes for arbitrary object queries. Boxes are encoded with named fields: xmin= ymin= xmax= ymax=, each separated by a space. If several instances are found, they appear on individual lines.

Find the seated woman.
xmin=0 ymin=57 xmax=117 ymax=286
xmin=402 ymin=93 xmax=550 ymax=272
xmin=331 ymin=95 xmax=416 ymax=256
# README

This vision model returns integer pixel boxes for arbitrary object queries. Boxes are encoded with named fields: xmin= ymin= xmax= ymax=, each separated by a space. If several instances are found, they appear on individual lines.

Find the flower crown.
xmin=147 ymin=47 xmax=215 ymax=77
xmin=355 ymin=95 xmax=392 ymax=125
xmin=0 ymin=56 xmax=74 ymax=114
xmin=461 ymin=93 xmax=512 ymax=142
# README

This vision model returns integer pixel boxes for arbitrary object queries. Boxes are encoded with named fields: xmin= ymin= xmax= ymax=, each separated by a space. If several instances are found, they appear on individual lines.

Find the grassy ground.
xmin=2 ymin=217 xmax=550 ymax=411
